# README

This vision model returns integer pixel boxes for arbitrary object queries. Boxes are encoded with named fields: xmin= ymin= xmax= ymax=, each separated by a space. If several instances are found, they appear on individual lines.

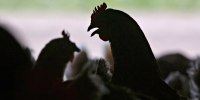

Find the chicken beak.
xmin=88 ymin=24 xmax=99 ymax=37
xmin=91 ymin=29 xmax=99 ymax=37
xmin=75 ymin=46 xmax=80 ymax=52
xmin=87 ymin=24 xmax=94 ymax=32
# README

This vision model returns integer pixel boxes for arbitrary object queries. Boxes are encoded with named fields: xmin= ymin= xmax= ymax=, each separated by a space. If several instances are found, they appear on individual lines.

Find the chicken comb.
xmin=91 ymin=2 xmax=107 ymax=22
xmin=61 ymin=30 xmax=70 ymax=39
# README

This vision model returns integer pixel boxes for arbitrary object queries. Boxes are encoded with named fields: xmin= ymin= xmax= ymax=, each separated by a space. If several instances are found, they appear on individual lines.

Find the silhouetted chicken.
xmin=165 ymin=71 xmax=190 ymax=98
xmin=0 ymin=24 xmax=34 ymax=100
xmin=188 ymin=57 xmax=200 ymax=99
xmin=88 ymin=3 xmax=181 ymax=100
xmin=157 ymin=53 xmax=191 ymax=79
xmin=29 ymin=30 xmax=80 ymax=100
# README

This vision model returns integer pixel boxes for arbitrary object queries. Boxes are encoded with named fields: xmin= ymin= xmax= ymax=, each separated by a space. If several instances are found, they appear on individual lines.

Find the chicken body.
xmin=29 ymin=31 xmax=80 ymax=100
xmin=0 ymin=25 xmax=34 ymax=100
xmin=88 ymin=3 xmax=181 ymax=100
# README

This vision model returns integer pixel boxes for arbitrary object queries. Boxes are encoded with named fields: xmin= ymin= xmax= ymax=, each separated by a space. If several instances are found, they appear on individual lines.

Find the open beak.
xmin=88 ymin=24 xmax=99 ymax=37
xmin=87 ymin=24 xmax=94 ymax=32
xmin=91 ymin=29 xmax=99 ymax=37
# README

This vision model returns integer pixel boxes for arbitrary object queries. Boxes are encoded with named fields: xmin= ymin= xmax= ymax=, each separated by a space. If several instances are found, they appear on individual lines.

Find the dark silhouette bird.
xmin=164 ymin=71 xmax=190 ymax=98
xmin=28 ymin=30 xmax=80 ymax=100
xmin=88 ymin=3 xmax=181 ymax=100
xmin=0 ymin=24 xmax=34 ymax=100
xmin=187 ymin=57 xmax=200 ymax=99
xmin=157 ymin=53 xmax=191 ymax=79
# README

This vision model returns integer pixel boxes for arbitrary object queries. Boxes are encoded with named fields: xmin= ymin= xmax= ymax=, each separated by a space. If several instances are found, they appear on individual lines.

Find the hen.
xmin=88 ymin=3 xmax=181 ymax=100
xmin=0 ymin=25 xmax=34 ymax=100
xmin=157 ymin=53 xmax=191 ymax=79
xmin=29 ymin=30 xmax=80 ymax=100
xmin=188 ymin=57 xmax=200 ymax=99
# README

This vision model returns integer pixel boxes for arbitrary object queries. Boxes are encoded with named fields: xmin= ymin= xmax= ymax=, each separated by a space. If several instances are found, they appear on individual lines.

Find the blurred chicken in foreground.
xmin=0 ymin=24 xmax=34 ymax=100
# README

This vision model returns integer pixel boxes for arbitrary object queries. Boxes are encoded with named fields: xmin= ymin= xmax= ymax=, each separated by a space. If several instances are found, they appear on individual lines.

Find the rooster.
xmin=88 ymin=3 xmax=181 ymax=100
xmin=28 ymin=30 xmax=80 ymax=100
